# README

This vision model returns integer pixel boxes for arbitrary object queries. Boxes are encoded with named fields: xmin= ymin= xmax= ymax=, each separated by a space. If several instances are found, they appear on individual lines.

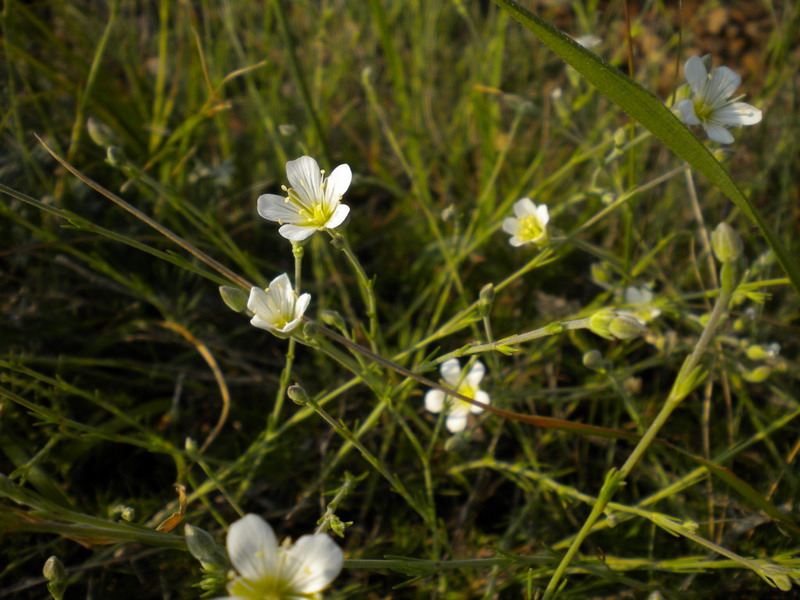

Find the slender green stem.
xmin=542 ymin=262 xmax=737 ymax=599
xmin=330 ymin=231 xmax=382 ymax=351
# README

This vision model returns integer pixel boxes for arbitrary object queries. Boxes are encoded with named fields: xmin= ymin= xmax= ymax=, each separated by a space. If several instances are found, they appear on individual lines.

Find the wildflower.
xmin=502 ymin=198 xmax=550 ymax=247
xmin=424 ymin=358 xmax=489 ymax=433
xmin=222 ymin=514 xmax=344 ymax=600
xmin=248 ymin=274 xmax=310 ymax=335
xmin=676 ymin=55 xmax=762 ymax=144
xmin=258 ymin=156 xmax=351 ymax=241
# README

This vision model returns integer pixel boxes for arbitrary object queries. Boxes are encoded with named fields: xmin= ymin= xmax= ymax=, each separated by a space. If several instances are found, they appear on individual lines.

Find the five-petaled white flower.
xmin=221 ymin=513 xmax=344 ymax=600
xmin=258 ymin=156 xmax=351 ymax=241
xmin=424 ymin=358 xmax=489 ymax=433
xmin=502 ymin=198 xmax=550 ymax=247
xmin=248 ymin=274 xmax=310 ymax=335
xmin=676 ymin=55 xmax=762 ymax=144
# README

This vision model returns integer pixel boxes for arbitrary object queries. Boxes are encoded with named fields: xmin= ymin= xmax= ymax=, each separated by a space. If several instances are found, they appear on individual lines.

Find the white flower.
xmin=248 ymin=274 xmax=310 ymax=335
xmin=502 ymin=198 xmax=550 ymax=247
xmin=676 ymin=55 xmax=762 ymax=144
xmin=222 ymin=514 xmax=344 ymax=600
xmin=424 ymin=358 xmax=489 ymax=433
xmin=257 ymin=156 xmax=351 ymax=241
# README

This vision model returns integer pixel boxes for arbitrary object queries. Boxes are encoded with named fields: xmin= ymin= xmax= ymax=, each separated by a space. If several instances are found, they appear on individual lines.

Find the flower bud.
xmin=320 ymin=309 xmax=347 ymax=332
xmin=43 ymin=556 xmax=66 ymax=582
xmin=185 ymin=524 xmax=229 ymax=571
xmin=608 ymin=312 xmax=647 ymax=340
xmin=219 ymin=286 xmax=248 ymax=313
xmin=711 ymin=222 xmax=743 ymax=263
xmin=184 ymin=437 xmax=198 ymax=453
xmin=743 ymin=366 xmax=771 ymax=383
xmin=105 ymin=146 xmax=125 ymax=167
xmin=43 ymin=556 xmax=68 ymax=600
xmin=287 ymin=384 xmax=310 ymax=406
xmin=86 ymin=117 xmax=117 ymax=148
xmin=478 ymin=283 xmax=495 ymax=318
xmin=582 ymin=349 xmax=605 ymax=371
xmin=588 ymin=308 xmax=615 ymax=340
xmin=746 ymin=343 xmax=780 ymax=361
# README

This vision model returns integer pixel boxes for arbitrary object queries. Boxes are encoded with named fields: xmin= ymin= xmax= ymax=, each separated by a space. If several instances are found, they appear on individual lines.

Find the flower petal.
xmin=445 ymin=411 xmax=468 ymax=432
xmin=227 ymin=514 xmax=279 ymax=581
xmin=257 ymin=194 xmax=300 ymax=224
xmin=536 ymin=204 xmax=550 ymax=226
xmin=294 ymin=292 xmax=311 ymax=320
xmin=676 ymin=99 xmax=700 ymax=126
xmin=324 ymin=164 xmax=352 ymax=210
xmin=508 ymin=236 xmax=526 ymax=247
xmin=268 ymin=273 xmax=294 ymax=319
xmin=472 ymin=390 xmax=490 ymax=414
xmin=706 ymin=66 xmax=741 ymax=107
xmin=324 ymin=203 xmax=350 ymax=230
xmin=683 ymin=56 xmax=708 ymax=98
xmin=704 ymin=123 xmax=735 ymax=144
xmin=283 ymin=534 xmax=344 ymax=593
xmin=425 ymin=389 xmax=445 ymax=413
xmin=466 ymin=361 xmax=485 ymax=387
xmin=502 ymin=217 xmax=519 ymax=235
xmin=247 ymin=286 xmax=271 ymax=317
xmin=513 ymin=197 xmax=537 ymax=218
xmin=250 ymin=314 xmax=278 ymax=332
xmin=279 ymin=223 xmax=317 ymax=241
xmin=286 ymin=156 xmax=322 ymax=205
xmin=440 ymin=358 xmax=462 ymax=386
xmin=714 ymin=102 xmax=762 ymax=126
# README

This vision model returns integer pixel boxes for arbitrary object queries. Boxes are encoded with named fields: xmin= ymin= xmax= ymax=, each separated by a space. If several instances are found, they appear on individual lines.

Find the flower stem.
xmin=330 ymin=231 xmax=382 ymax=352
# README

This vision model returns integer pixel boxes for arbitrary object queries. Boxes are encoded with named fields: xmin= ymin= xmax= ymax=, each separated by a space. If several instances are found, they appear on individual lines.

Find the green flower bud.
xmin=588 ymin=308 xmax=616 ymax=340
xmin=287 ymin=384 xmax=310 ymax=406
xmin=105 ymin=146 xmax=125 ymax=167
xmin=86 ymin=117 xmax=117 ymax=148
xmin=478 ymin=283 xmax=495 ymax=318
xmin=608 ymin=312 xmax=647 ymax=340
xmin=185 ymin=524 xmax=229 ymax=571
xmin=743 ymin=366 xmax=771 ymax=383
xmin=582 ymin=349 xmax=605 ymax=371
xmin=43 ymin=556 xmax=66 ymax=582
xmin=43 ymin=556 xmax=68 ymax=600
xmin=711 ymin=222 xmax=743 ymax=263
xmin=320 ymin=309 xmax=348 ymax=332
xmin=219 ymin=286 xmax=248 ymax=313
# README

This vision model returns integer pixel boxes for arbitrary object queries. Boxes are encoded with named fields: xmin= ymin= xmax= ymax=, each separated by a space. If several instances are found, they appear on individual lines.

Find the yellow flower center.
xmin=517 ymin=215 xmax=545 ymax=243
xmin=288 ymin=185 xmax=334 ymax=228
xmin=693 ymin=99 xmax=714 ymax=123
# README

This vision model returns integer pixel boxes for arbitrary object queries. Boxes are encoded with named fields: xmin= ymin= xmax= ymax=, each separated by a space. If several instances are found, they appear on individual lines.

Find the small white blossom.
xmin=676 ymin=55 xmax=762 ymax=144
xmin=248 ymin=274 xmax=310 ymax=335
xmin=424 ymin=358 xmax=489 ymax=433
xmin=258 ymin=156 xmax=351 ymax=241
xmin=502 ymin=198 xmax=550 ymax=247
xmin=221 ymin=514 xmax=344 ymax=600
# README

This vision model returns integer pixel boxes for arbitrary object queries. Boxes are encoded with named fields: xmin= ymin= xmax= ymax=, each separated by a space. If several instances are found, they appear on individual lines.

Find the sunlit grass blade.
xmin=492 ymin=0 xmax=800 ymax=297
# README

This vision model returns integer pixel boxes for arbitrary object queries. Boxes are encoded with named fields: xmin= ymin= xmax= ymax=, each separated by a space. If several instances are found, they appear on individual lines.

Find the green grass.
xmin=2 ymin=0 xmax=799 ymax=598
